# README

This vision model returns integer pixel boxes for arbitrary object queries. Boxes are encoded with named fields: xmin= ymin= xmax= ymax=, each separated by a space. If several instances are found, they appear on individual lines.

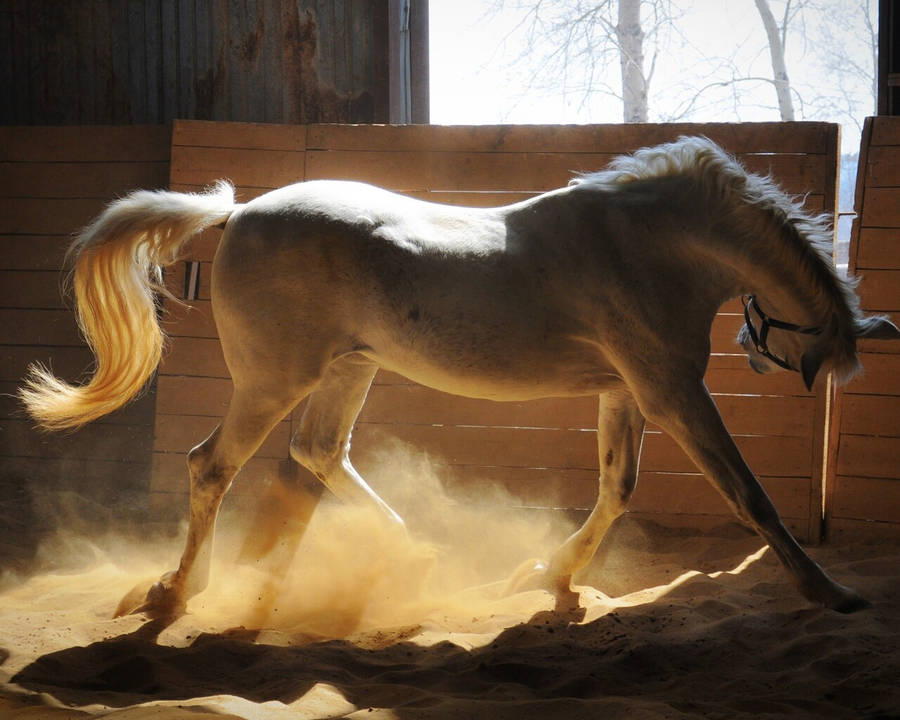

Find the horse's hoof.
xmin=114 ymin=575 xmax=186 ymax=619
xmin=825 ymin=584 xmax=871 ymax=614
xmin=504 ymin=558 xmax=572 ymax=595
xmin=504 ymin=558 xmax=549 ymax=595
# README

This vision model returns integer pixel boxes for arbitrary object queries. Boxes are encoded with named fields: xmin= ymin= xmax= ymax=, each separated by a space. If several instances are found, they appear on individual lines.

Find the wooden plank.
xmin=843 ymin=353 xmax=900 ymax=395
xmin=351 ymin=422 xmax=812 ymax=477
xmin=710 ymin=313 xmax=743 ymax=354
xmin=155 ymin=375 xmax=233 ymax=416
xmin=1 ymin=418 xmax=152 ymax=462
xmin=0 ymin=161 xmax=169 ymax=198
xmin=0 ymin=235 xmax=71 ymax=271
xmin=625 ymin=509 xmax=807 ymax=540
xmin=640 ymin=431 xmax=811 ymax=477
xmin=3 ymin=456 xmax=150 ymax=494
xmin=0 ymin=308 xmax=81 ymax=346
xmin=304 ymin=149 xmax=613 ymax=191
xmin=827 ymin=517 xmax=900 ymax=539
xmin=161 ymin=299 xmax=219 ymax=338
xmin=857 ymin=338 xmax=900 ymax=356
xmin=838 ymin=395 xmax=900 ymax=437
xmin=413 ymin=466 xmax=601 ymax=508
xmin=856 ymin=269 xmax=900 ymax=312
xmin=0 ymin=270 xmax=67 ymax=309
xmin=0 ymin=345 xmax=93 ymax=383
xmin=629 ymin=472 xmax=809 ymax=519
xmin=353 ymin=423 xmax=599 ymax=470
xmin=739 ymin=153 xmax=828 ymax=194
xmin=856 ymin=228 xmax=900 ymax=270
xmin=0 ymin=125 xmax=172 ymax=163
xmin=150 ymin=452 xmax=282 ymax=493
xmin=153 ymin=414 xmax=290 ymax=458
xmin=870 ymin=117 xmax=900 ymax=146
xmin=860 ymin=187 xmax=900 ymax=227
xmin=705 ymin=360 xmax=815 ymax=397
xmin=831 ymin=476 xmax=900 ymax=523
xmin=864 ymin=145 xmax=900 ymax=187
xmin=705 ymin=394 xmax=814 ymax=437
xmin=172 ymin=120 xmax=307 ymax=152
xmin=170 ymin=145 xmax=305 ymax=188
xmin=303 ymin=149 xmax=826 ymax=194
xmin=306 ymin=122 xmax=833 ymax=155
xmin=360 ymin=384 xmax=814 ymax=438
xmin=836 ymin=434 xmax=900 ymax=479
xmin=1 ymin=198 xmax=108 ymax=235
xmin=159 ymin=336 xmax=228 ymax=378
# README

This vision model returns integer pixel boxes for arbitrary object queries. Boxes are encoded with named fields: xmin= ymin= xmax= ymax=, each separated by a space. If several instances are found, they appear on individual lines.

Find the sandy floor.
xmin=1 ymin=469 xmax=898 ymax=720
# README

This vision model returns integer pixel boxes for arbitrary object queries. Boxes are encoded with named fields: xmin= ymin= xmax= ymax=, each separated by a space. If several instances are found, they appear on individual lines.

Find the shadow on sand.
xmin=8 ymin=574 xmax=899 ymax=720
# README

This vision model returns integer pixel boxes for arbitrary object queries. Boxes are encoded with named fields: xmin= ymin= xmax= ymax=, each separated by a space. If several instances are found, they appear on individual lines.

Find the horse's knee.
xmin=289 ymin=428 xmax=344 ymax=480
xmin=187 ymin=438 xmax=234 ymax=495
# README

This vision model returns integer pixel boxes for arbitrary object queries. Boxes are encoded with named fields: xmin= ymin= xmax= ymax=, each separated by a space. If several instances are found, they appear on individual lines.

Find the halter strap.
xmin=742 ymin=295 xmax=823 ymax=372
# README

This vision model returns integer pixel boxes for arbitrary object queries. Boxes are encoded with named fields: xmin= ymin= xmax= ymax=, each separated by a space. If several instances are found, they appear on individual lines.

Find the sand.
xmin=1 ymin=459 xmax=899 ymax=720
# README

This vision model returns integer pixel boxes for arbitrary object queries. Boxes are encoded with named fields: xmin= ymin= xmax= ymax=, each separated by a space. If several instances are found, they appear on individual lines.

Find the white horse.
xmin=21 ymin=136 xmax=899 ymax=617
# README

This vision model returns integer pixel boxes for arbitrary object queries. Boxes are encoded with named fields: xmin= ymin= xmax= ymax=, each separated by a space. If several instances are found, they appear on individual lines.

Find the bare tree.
xmin=487 ymin=0 xmax=874 ymax=130
xmin=618 ymin=0 xmax=649 ymax=121
xmin=490 ymin=0 xmax=677 ymax=123
xmin=805 ymin=0 xmax=878 ymax=132
xmin=754 ymin=0 xmax=796 ymax=120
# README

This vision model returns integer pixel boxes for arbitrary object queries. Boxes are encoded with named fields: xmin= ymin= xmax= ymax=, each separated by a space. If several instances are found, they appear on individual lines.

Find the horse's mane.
xmin=572 ymin=135 xmax=870 ymax=384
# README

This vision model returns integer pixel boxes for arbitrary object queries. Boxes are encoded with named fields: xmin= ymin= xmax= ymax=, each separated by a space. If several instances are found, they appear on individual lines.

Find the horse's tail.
xmin=20 ymin=182 xmax=236 ymax=431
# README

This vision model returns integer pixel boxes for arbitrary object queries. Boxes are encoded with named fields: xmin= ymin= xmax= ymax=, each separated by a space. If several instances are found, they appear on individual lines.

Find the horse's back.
xmin=206 ymin=180 xmax=623 ymax=399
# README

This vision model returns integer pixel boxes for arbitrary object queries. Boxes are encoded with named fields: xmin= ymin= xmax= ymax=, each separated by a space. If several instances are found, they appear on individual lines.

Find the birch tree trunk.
xmin=617 ymin=0 xmax=648 ymax=122
xmin=754 ymin=0 xmax=795 ymax=121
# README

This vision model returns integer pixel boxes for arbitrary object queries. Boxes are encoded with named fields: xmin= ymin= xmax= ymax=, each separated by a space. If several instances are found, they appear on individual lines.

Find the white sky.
xmin=429 ymin=0 xmax=877 ymax=155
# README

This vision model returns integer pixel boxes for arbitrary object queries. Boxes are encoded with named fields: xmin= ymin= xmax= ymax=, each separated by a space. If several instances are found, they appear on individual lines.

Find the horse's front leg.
xmin=508 ymin=389 xmax=645 ymax=597
xmin=636 ymin=378 xmax=869 ymax=613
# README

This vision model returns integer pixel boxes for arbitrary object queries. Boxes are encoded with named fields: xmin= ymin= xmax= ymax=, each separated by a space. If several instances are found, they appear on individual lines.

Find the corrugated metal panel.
xmin=1 ymin=0 xmax=387 ymax=125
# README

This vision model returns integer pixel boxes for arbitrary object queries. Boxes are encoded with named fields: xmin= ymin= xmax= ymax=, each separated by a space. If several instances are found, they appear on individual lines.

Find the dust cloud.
xmin=201 ymin=441 xmax=579 ymax=639
xmin=2 ymin=441 xmax=579 ymax=642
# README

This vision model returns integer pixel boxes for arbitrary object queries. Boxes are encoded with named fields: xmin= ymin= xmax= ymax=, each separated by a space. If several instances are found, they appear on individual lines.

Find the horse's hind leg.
xmin=508 ymin=390 xmax=645 ymax=597
xmin=290 ymin=355 xmax=402 ymax=525
xmin=547 ymin=390 xmax=645 ymax=591
xmin=126 ymin=383 xmax=306 ymax=617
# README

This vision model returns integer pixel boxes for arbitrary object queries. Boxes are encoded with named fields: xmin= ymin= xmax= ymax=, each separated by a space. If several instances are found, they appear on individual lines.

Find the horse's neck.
xmin=705 ymin=223 xmax=826 ymax=326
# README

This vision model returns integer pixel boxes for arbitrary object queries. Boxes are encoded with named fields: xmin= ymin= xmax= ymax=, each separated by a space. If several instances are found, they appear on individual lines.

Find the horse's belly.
xmin=363 ymin=338 xmax=623 ymax=401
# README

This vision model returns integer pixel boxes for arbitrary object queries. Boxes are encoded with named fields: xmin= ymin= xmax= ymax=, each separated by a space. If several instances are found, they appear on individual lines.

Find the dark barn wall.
xmin=0 ymin=0 xmax=398 ymax=566
xmin=1 ymin=0 xmax=389 ymax=126
xmin=1 ymin=126 xmax=172 ymax=569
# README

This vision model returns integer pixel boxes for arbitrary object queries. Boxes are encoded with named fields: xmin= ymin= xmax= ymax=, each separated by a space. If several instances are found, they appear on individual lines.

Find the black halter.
xmin=742 ymin=295 xmax=823 ymax=372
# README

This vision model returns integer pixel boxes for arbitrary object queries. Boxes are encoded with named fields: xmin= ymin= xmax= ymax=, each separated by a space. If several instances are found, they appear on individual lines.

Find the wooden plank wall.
xmin=1 ymin=0 xmax=388 ymax=125
xmin=826 ymin=116 xmax=900 ymax=537
xmin=0 ymin=126 xmax=170 ymax=556
xmin=153 ymin=120 xmax=839 ymax=542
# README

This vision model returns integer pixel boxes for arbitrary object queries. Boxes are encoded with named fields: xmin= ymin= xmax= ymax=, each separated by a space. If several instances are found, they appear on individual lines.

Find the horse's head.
xmin=738 ymin=294 xmax=900 ymax=390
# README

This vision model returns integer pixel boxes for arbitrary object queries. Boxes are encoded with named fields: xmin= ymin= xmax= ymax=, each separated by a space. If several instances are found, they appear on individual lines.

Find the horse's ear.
xmin=801 ymin=314 xmax=840 ymax=391
xmin=800 ymin=348 xmax=826 ymax=391
xmin=856 ymin=316 xmax=900 ymax=340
